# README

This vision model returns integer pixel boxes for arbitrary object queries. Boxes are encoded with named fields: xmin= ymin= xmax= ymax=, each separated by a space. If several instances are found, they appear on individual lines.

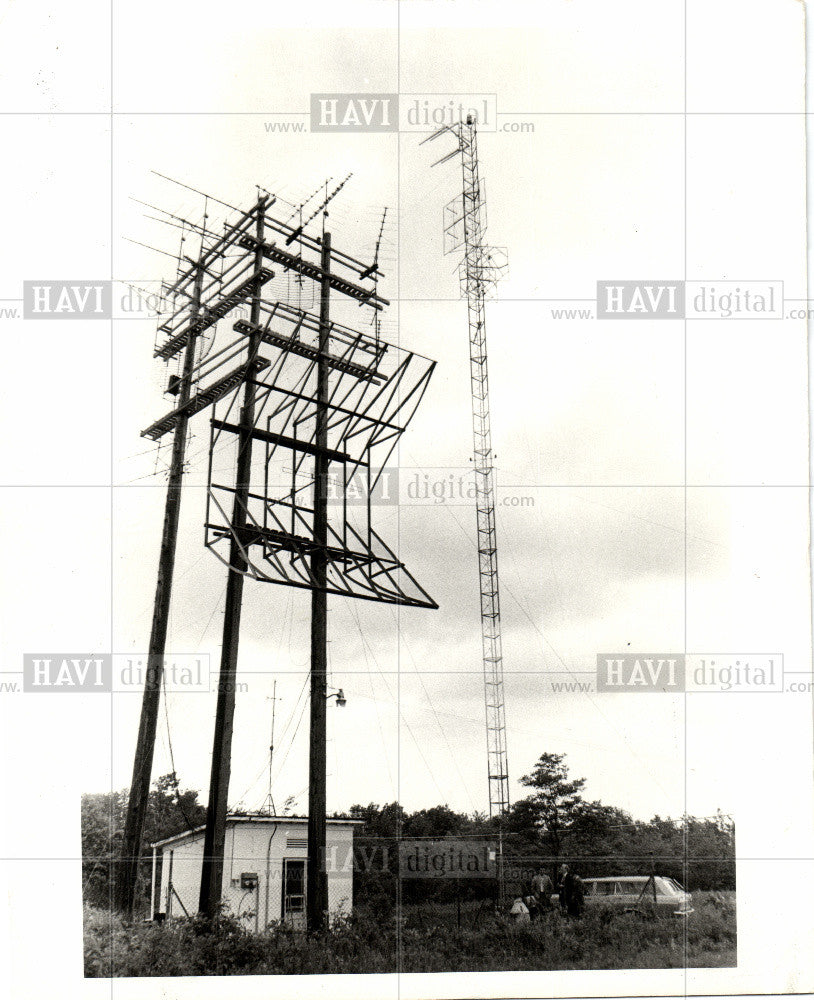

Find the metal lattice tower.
xmin=425 ymin=117 xmax=510 ymax=820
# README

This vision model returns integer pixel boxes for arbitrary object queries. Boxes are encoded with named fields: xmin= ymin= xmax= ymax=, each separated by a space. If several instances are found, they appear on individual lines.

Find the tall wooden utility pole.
xmin=198 ymin=197 xmax=268 ymax=918
xmin=115 ymin=265 xmax=203 ymax=918
xmin=130 ymin=183 xmax=435 ymax=932
xmin=306 ymin=232 xmax=331 ymax=933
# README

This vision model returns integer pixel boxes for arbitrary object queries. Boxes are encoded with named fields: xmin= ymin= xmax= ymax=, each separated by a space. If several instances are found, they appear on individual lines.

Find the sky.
xmin=0 ymin=0 xmax=811 ymax=843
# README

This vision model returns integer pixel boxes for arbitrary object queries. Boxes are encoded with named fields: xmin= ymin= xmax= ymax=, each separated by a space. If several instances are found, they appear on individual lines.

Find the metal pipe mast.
xmin=426 ymin=117 xmax=510 ymax=821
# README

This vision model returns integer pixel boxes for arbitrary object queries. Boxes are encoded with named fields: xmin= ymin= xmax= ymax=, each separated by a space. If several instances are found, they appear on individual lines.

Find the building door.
xmin=282 ymin=858 xmax=306 ymax=927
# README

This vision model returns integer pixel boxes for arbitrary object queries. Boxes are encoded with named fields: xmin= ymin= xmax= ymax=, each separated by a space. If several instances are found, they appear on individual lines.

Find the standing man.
xmin=558 ymin=863 xmax=585 ymax=918
xmin=530 ymin=865 xmax=554 ymax=920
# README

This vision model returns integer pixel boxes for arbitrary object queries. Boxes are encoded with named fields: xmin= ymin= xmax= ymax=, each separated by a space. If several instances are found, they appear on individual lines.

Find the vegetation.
xmin=82 ymin=773 xmax=206 ymax=909
xmin=503 ymin=753 xmax=735 ymax=892
xmin=82 ymin=753 xmax=736 ymax=974
xmin=84 ymin=891 xmax=736 ymax=976
xmin=346 ymin=754 xmax=735 ymax=910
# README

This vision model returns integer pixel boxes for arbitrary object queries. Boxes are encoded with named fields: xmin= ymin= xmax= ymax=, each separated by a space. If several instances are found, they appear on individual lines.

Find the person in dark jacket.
xmin=558 ymin=863 xmax=585 ymax=918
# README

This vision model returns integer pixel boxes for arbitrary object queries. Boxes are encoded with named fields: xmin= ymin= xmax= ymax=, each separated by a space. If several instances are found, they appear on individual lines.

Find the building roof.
xmin=151 ymin=813 xmax=363 ymax=849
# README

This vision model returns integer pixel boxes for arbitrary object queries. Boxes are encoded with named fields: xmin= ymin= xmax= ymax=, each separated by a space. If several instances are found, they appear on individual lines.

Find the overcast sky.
xmin=0 ymin=1 xmax=811 ymax=846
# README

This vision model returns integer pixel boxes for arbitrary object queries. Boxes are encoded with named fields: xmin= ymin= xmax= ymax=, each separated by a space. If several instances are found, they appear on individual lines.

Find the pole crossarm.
xmin=234 ymin=319 xmax=386 ymax=384
xmin=239 ymin=234 xmax=389 ymax=310
xmin=155 ymin=268 xmax=275 ymax=360
xmin=140 ymin=357 xmax=271 ymax=441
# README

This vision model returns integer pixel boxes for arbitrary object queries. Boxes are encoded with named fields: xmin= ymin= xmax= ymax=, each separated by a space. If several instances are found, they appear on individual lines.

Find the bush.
xmin=84 ymin=891 xmax=735 ymax=977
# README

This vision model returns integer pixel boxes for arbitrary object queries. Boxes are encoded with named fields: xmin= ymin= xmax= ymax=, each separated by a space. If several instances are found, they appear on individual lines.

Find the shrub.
xmin=84 ymin=892 xmax=735 ymax=977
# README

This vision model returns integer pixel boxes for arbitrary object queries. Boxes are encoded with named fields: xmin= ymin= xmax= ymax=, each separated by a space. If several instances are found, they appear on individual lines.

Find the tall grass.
xmin=84 ymin=891 xmax=735 ymax=977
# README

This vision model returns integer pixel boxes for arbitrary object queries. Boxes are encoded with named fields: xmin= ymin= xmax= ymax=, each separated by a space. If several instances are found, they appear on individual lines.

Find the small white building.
xmin=151 ymin=814 xmax=361 ymax=929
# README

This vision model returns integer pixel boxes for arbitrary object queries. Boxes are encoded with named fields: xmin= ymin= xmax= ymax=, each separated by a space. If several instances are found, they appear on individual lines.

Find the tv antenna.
xmin=285 ymin=172 xmax=353 ymax=245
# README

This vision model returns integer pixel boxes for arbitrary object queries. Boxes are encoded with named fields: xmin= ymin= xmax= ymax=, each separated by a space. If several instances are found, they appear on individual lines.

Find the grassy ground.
xmin=84 ymin=891 xmax=736 ymax=977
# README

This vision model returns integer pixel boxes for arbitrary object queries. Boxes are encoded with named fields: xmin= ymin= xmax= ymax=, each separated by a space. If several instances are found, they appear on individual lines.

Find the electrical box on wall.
xmin=240 ymin=872 xmax=259 ymax=890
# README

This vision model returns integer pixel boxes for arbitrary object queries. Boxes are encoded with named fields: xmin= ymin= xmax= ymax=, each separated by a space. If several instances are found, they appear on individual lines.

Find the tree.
xmin=403 ymin=805 xmax=467 ymax=839
xmin=81 ymin=789 xmax=127 ymax=908
xmin=81 ymin=774 xmax=206 ymax=912
xmin=348 ymin=801 xmax=406 ymax=839
xmin=142 ymin=773 xmax=207 ymax=850
xmin=508 ymin=752 xmax=586 ymax=859
xmin=503 ymin=755 xmax=736 ymax=892
xmin=564 ymin=801 xmax=636 ymax=877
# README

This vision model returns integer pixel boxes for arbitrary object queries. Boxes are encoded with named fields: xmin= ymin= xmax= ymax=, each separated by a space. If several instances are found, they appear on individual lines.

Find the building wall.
xmin=157 ymin=820 xmax=355 ymax=928
xmin=157 ymin=831 xmax=204 ymax=920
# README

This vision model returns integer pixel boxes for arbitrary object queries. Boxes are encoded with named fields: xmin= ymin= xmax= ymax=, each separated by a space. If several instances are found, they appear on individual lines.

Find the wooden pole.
xmin=306 ymin=232 xmax=331 ymax=933
xmin=198 ymin=198 xmax=267 ymax=918
xmin=115 ymin=265 xmax=203 ymax=918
